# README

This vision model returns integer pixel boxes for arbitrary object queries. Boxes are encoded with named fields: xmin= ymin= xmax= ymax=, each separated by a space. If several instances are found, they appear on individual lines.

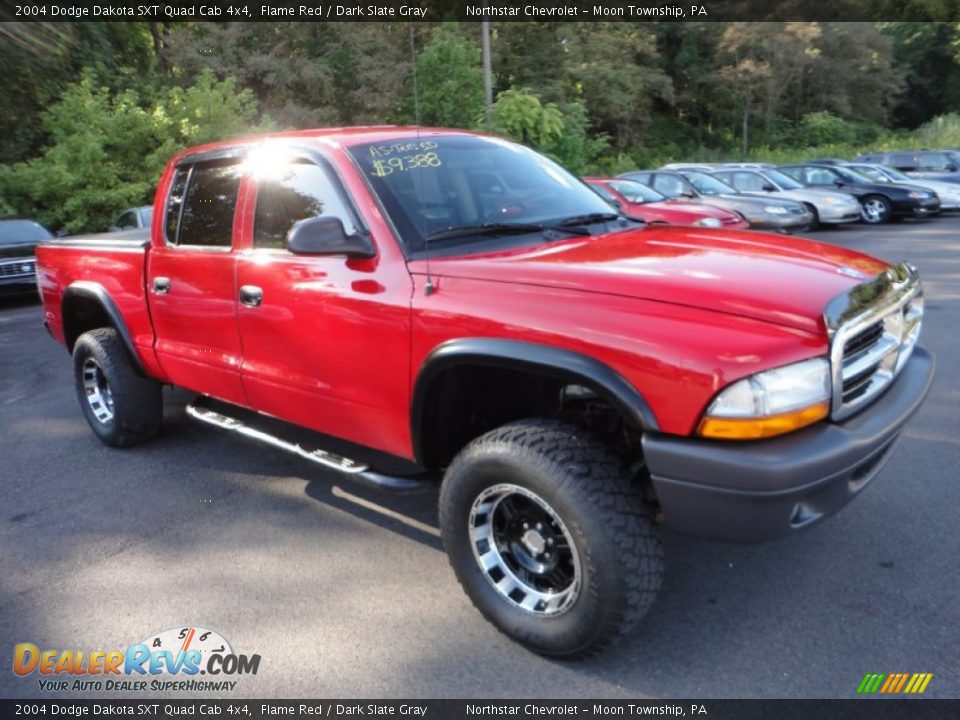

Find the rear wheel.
xmin=861 ymin=195 xmax=892 ymax=224
xmin=439 ymin=418 xmax=662 ymax=658
xmin=72 ymin=328 xmax=162 ymax=447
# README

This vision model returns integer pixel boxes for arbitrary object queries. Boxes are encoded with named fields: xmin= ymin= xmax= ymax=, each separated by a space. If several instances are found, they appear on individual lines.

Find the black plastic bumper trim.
xmin=642 ymin=345 xmax=935 ymax=543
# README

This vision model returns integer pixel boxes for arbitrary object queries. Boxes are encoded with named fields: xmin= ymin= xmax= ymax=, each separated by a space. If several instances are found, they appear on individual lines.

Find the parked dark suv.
xmin=0 ymin=218 xmax=51 ymax=296
xmin=854 ymin=150 xmax=960 ymax=185
xmin=778 ymin=164 xmax=940 ymax=224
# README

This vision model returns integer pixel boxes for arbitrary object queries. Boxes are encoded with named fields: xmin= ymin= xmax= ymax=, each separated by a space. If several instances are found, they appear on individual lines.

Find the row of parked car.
xmin=584 ymin=151 xmax=960 ymax=231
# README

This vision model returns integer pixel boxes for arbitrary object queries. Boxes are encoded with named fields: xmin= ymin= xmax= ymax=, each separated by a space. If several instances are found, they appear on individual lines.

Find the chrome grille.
xmin=826 ymin=263 xmax=923 ymax=420
xmin=0 ymin=258 xmax=35 ymax=279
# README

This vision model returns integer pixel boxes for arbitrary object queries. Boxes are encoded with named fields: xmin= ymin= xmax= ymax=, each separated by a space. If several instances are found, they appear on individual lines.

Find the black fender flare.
xmin=61 ymin=281 xmax=144 ymax=373
xmin=411 ymin=338 xmax=660 ymax=466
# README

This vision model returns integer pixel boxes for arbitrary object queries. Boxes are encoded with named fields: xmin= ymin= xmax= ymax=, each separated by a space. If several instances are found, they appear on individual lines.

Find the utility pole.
xmin=482 ymin=18 xmax=493 ymax=130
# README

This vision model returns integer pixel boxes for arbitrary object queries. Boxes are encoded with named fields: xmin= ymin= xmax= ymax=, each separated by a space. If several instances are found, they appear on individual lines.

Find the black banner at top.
xmin=3 ymin=0 xmax=960 ymax=22
xmin=0 ymin=700 xmax=959 ymax=720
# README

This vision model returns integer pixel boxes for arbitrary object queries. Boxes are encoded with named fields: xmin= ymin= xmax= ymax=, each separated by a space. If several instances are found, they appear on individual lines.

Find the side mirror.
xmin=762 ymin=183 xmax=776 ymax=192
xmin=55 ymin=229 xmax=69 ymax=238
xmin=834 ymin=180 xmax=845 ymax=187
xmin=287 ymin=216 xmax=374 ymax=258
xmin=681 ymin=190 xmax=697 ymax=199
xmin=947 ymin=164 xmax=958 ymax=172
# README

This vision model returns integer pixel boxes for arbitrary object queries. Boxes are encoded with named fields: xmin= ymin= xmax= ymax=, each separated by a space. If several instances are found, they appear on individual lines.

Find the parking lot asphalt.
xmin=1 ymin=216 xmax=958 ymax=701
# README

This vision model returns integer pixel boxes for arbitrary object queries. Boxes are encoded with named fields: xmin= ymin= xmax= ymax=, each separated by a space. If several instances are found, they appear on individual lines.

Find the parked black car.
xmin=620 ymin=170 xmax=813 ymax=231
xmin=777 ymin=164 xmax=940 ymax=224
xmin=0 ymin=218 xmax=51 ymax=296
xmin=854 ymin=150 xmax=960 ymax=185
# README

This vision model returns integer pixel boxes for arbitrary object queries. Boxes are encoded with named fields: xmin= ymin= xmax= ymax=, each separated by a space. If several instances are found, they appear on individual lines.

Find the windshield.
xmin=680 ymin=171 xmax=736 ymax=196
xmin=763 ymin=169 xmax=804 ymax=190
xmin=850 ymin=166 xmax=889 ymax=183
xmin=346 ymin=135 xmax=618 ymax=253
xmin=608 ymin=179 xmax=665 ymax=204
xmin=0 ymin=220 xmax=52 ymax=245
xmin=877 ymin=166 xmax=912 ymax=183
xmin=831 ymin=166 xmax=872 ymax=184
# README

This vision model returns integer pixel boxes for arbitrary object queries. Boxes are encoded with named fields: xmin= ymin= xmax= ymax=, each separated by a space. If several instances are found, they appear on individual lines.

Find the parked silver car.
xmin=620 ymin=170 xmax=814 ymax=231
xmin=108 ymin=206 xmax=153 ymax=232
xmin=845 ymin=163 xmax=960 ymax=211
xmin=711 ymin=168 xmax=862 ymax=226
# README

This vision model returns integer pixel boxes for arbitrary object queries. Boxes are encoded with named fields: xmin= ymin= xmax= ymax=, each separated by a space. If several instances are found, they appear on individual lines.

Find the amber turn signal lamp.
xmin=697 ymin=401 xmax=831 ymax=440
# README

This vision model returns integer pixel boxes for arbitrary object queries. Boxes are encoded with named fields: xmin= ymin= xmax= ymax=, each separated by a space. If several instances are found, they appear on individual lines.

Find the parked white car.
xmin=845 ymin=163 xmax=960 ymax=211
xmin=711 ymin=167 xmax=862 ymax=226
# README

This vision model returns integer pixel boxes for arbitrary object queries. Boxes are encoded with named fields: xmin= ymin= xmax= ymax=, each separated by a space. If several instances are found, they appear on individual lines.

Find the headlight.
xmin=697 ymin=357 xmax=831 ymax=440
xmin=907 ymin=191 xmax=930 ymax=199
xmin=763 ymin=205 xmax=788 ymax=215
xmin=820 ymin=196 xmax=835 ymax=205
xmin=695 ymin=217 xmax=722 ymax=227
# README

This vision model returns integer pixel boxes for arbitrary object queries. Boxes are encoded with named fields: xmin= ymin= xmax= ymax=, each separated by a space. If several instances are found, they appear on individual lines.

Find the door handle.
xmin=153 ymin=277 xmax=171 ymax=294
xmin=239 ymin=285 xmax=263 ymax=307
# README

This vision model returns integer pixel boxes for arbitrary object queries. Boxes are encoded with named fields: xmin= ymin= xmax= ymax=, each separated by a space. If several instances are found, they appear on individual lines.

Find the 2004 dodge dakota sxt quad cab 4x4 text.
xmin=36 ymin=128 xmax=934 ymax=657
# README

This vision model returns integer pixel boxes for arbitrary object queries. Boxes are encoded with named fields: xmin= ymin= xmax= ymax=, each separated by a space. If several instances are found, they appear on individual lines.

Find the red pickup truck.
xmin=36 ymin=128 xmax=934 ymax=657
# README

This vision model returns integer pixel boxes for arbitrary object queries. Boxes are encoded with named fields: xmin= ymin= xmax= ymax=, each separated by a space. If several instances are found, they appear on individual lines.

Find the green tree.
xmin=402 ymin=23 xmax=484 ymax=128
xmin=0 ymin=72 xmax=265 ymax=233
xmin=489 ymin=89 xmax=606 ymax=172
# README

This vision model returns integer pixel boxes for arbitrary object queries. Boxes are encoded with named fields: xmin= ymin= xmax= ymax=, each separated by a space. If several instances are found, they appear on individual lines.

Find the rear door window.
xmin=167 ymin=160 xmax=243 ymax=247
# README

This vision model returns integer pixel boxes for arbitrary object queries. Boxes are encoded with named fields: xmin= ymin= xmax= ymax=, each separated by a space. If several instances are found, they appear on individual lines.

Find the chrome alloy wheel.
xmin=81 ymin=357 xmax=114 ymax=424
xmin=861 ymin=198 xmax=887 ymax=223
xmin=469 ymin=483 xmax=581 ymax=616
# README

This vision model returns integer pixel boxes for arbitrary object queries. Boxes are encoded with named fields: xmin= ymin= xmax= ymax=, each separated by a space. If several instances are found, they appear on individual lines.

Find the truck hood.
xmin=411 ymin=226 xmax=890 ymax=334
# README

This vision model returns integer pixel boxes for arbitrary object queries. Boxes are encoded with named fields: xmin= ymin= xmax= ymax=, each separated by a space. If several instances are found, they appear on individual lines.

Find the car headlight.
xmin=763 ymin=205 xmax=788 ymax=215
xmin=697 ymin=357 xmax=831 ymax=440
xmin=907 ymin=191 xmax=930 ymax=199
xmin=695 ymin=217 xmax=722 ymax=227
xmin=820 ymin=196 xmax=835 ymax=205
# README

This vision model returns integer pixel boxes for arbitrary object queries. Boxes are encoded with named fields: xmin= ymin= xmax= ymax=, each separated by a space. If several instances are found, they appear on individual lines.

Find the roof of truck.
xmin=171 ymin=126 xmax=487 ymax=164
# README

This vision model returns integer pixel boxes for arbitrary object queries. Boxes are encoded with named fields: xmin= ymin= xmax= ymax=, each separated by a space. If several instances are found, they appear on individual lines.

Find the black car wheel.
xmin=439 ymin=418 xmax=662 ymax=658
xmin=72 ymin=328 xmax=162 ymax=447
xmin=861 ymin=195 xmax=892 ymax=224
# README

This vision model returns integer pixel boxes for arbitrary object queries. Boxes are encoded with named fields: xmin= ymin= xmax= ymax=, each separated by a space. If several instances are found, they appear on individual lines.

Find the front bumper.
xmin=819 ymin=205 xmax=862 ymax=224
xmin=747 ymin=212 xmax=814 ymax=231
xmin=893 ymin=197 xmax=941 ymax=217
xmin=642 ymin=345 xmax=934 ymax=543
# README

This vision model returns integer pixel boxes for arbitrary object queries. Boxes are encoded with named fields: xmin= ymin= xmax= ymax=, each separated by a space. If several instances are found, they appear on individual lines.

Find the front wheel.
xmin=72 ymin=328 xmax=162 ymax=447
xmin=439 ymin=419 xmax=662 ymax=658
xmin=861 ymin=195 xmax=892 ymax=224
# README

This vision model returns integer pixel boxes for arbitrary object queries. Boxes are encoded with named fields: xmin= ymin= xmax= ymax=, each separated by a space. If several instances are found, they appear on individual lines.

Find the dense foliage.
xmin=3 ymin=20 xmax=960 ymax=231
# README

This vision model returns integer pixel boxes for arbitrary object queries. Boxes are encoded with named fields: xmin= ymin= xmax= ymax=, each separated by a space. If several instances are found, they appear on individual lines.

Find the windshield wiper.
xmin=553 ymin=212 xmax=623 ymax=227
xmin=424 ymin=222 xmax=590 ymax=243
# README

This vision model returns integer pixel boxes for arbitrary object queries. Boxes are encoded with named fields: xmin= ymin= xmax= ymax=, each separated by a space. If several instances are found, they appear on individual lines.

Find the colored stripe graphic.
xmin=857 ymin=673 xmax=933 ymax=694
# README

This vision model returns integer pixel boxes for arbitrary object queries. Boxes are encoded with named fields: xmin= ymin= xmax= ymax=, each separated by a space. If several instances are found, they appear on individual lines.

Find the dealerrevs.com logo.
xmin=13 ymin=626 xmax=260 ymax=693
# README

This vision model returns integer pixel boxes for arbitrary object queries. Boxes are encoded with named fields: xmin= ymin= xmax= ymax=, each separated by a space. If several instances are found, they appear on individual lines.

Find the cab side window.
xmin=253 ymin=162 xmax=358 ymax=250
xmin=177 ymin=161 xmax=243 ymax=248
xmin=164 ymin=160 xmax=242 ymax=248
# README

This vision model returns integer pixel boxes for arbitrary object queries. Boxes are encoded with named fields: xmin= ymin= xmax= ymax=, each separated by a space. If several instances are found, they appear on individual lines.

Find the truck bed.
xmin=36 ymin=228 xmax=160 ymax=375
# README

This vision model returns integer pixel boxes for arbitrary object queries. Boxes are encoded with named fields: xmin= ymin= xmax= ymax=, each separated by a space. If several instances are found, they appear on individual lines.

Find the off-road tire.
xmin=439 ymin=418 xmax=662 ymax=658
xmin=72 ymin=328 xmax=162 ymax=447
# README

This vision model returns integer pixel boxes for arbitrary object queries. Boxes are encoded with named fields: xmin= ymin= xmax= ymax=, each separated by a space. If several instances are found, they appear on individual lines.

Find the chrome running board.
xmin=186 ymin=402 xmax=428 ymax=493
